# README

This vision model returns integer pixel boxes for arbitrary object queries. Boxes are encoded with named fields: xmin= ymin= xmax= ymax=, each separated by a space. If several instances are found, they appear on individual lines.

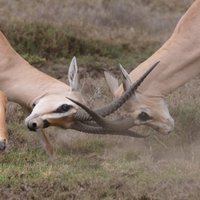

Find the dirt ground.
xmin=1 ymin=61 xmax=200 ymax=200
xmin=1 ymin=0 xmax=200 ymax=199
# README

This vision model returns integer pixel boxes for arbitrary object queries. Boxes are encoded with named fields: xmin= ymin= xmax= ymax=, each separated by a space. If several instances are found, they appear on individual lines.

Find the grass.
xmin=1 ymin=0 xmax=192 ymax=68
xmin=1 ymin=21 xmax=159 ymax=70
xmin=1 ymin=133 xmax=200 ymax=199
xmin=0 ymin=0 xmax=199 ymax=199
xmin=2 ymin=101 xmax=200 ymax=200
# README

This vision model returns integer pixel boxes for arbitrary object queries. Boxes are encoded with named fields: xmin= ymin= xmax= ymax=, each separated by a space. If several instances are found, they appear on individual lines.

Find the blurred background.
xmin=1 ymin=1 xmax=200 ymax=200
xmin=0 ymin=0 xmax=193 ymax=66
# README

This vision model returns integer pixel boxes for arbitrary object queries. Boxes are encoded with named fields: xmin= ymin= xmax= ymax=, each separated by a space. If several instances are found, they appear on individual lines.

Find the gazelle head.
xmin=25 ymin=57 xmax=84 ymax=131
xmin=25 ymin=58 xmax=158 ymax=136
xmin=104 ymin=64 xmax=174 ymax=134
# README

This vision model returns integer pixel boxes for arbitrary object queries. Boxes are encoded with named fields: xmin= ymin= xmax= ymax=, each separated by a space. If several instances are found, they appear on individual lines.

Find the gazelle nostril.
xmin=27 ymin=121 xmax=38 ymax=131
xmin=32 ymin=122 xmax=37 ymax=128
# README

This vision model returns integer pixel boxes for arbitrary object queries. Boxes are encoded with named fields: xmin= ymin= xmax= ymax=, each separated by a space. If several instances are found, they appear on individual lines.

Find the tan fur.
xmin=0 ymin=31 xmax=83 ymax=154
xmin=0 ymin=91 xmax=8 ymax=144
xmin=107 ymin=0 xmax=200 ymax=134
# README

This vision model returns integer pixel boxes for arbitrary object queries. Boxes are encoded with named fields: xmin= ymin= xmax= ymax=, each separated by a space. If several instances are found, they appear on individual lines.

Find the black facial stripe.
xmin=55 ymin=104 xmax=72 ymax=113
xmin=43 ymin=120 xmax=50 ymax=128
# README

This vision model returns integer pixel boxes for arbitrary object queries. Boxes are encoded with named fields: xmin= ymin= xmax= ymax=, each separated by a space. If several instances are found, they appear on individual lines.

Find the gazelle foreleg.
xmin=0 ymin=91 xmax=8 ymax=150
xmin=37 ymin=129 xmax=54 ymax=157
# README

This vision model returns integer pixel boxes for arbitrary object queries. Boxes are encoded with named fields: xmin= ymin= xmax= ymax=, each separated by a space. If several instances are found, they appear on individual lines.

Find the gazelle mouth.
xmin=26 ymin=117 xmax=50 ymax=131
xmin=27 ymin=119 xmax=50 ymax=131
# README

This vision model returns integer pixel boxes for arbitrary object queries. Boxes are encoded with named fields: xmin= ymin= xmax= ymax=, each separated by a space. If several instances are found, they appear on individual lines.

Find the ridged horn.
xmin=74 ymin=61 xmax=159 ymax=121
xmin=67 ymin=97 xmax=136 ymax=130
xmin=71 ymin=121 xmax=148 ymax=138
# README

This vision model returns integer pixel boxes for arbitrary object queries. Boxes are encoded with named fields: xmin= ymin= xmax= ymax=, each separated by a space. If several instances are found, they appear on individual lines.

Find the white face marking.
xmin=25 ymin=94 xmax=79 ymax=130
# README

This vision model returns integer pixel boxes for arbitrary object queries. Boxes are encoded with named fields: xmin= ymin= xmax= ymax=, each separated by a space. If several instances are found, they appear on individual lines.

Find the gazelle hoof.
xmin=0 ymin=139 xmax=6 ymax=151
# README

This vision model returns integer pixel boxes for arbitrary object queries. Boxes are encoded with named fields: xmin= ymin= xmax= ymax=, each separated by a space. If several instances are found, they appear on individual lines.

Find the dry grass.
xmin=0 ymin=0 xmax=192 ymax=37
xmin=2 ymin=68 xmax=200 ymax=200
xmin=1 ymin=0 xmax=200 ymax=199
xmin=0 ymin=0 xmax=193 ymax=74
xmin=0 ymin=0 xmax=193 ymax=68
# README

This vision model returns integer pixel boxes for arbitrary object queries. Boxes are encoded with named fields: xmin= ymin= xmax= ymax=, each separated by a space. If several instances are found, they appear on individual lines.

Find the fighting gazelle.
xmin=0 ymin=31 xmax=157 ymax=154
xmin=105 ymin=0 xmax=200 ymax=134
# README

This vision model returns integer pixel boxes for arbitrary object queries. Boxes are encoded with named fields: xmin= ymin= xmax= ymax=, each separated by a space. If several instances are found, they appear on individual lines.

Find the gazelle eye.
xmin=138 ymin=112 xmax=151 ymax=121
xmin=56 ymin=104 xmax=72 ymax=113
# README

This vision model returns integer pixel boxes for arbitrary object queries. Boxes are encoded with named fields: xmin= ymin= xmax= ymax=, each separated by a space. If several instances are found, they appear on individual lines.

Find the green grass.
xmin=1 ymin=143 xmax=200 ymax=199
xmin=0 ymin=0 xmax=198 ymax=199
xmin=2 ymin=85 xmax=200 ymax=200
xmin=1 ymin=21 xmax=159 ymax=69
xmin=2 ymin=22 xmax=123 ymax=59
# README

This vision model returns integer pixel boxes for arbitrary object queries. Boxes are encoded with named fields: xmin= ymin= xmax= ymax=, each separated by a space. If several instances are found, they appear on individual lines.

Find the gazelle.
xmin=105 ymin=0 xmax=200 ymax=134
xmin=0 ymin=31 xmax=156 ymax=154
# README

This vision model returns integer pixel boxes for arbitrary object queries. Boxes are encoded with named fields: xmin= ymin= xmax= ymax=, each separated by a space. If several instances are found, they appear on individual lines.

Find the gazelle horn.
xmin=71 ymin=121 xmax=148 ymax=138
xmin=75 ymin=61 xmax=160 ymax=121
xmin=74 ymin=61 xmax=160 ymax=121
xmin=67 ymin=97 xmax=136 ymax=130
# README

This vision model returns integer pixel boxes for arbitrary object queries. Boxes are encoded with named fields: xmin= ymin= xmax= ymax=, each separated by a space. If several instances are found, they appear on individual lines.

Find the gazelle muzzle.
xmin=27 ymin=118 xmax=50 ymax=131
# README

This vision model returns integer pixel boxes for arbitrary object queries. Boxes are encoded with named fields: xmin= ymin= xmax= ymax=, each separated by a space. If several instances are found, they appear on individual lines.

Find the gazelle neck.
xmin=0 ymin=32 xmax=69 ymax=109
xmin=130 ymin=0 xmax=200 ymax=97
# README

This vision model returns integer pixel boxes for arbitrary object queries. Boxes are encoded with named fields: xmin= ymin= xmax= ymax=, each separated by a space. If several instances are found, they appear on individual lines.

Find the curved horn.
xmin=74 ymin=61 xmax=160 ymax=121
xmin=67 ymin=97 xmax=135 ymax=130
xmin=71 ymin=121 xmax=148 ymax=138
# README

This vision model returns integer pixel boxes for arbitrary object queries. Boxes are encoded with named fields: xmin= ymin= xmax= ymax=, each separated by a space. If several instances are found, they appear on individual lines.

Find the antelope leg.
xmin=0 ymin=91 xmax=8 ymax=151
xmin=36 ymin=129 xmax=54 ymax=157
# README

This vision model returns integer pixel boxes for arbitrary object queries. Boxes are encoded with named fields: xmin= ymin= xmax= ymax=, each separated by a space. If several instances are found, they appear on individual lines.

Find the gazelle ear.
xmin=68 ymin=56 xmax=79 ymax=91
xmin=119 ymin=64 xmax=132 ymax=91
xmin=104 ymin=71 xmax=119 ymax=96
